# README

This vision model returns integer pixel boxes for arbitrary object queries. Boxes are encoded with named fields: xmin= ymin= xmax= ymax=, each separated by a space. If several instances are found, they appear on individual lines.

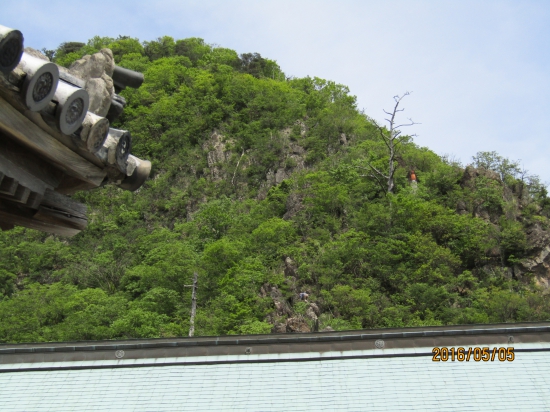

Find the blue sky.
xmin=4 ymin=0 xmax=550 ymax=182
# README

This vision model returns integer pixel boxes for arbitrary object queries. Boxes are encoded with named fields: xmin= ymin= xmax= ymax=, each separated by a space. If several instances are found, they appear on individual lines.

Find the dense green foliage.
xmin=1 ymin=36 xmax=550 ymax=343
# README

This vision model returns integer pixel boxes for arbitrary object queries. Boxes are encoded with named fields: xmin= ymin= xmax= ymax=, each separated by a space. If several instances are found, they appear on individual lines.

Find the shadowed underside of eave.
xmin=0 ymin=23 xmax=151 ymax=236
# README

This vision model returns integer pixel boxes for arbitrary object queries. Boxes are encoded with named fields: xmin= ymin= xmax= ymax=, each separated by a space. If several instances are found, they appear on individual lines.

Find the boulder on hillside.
xmin=285 ymin=316 xmax=310 ymax=333
xmin=284 ymin=256 xmax=297 ymax=277
xmin=460 ymin=166 xmax=500 ymax=189
xmin=514 ymin=224 xmax=550 ymax=289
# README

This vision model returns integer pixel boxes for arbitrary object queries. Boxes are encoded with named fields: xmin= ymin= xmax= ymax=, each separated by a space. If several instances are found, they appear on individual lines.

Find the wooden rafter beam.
xmin=0 ymin=96 xmax=106 ymax=186
xmin=41 ymin=189 xmax=87 ymax=219
xmin=0 ymin=199 xmax=81 ymax=237
xmin=0 ymin=132 xmax=64 ymax=189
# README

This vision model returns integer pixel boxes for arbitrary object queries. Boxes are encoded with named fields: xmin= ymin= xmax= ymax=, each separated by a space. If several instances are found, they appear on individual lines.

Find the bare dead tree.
xmin=357 ymin=92 xmax=419 ymax=194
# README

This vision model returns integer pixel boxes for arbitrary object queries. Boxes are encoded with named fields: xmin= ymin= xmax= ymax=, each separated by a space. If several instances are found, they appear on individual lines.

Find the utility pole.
xmin=184 ymin=272 xmax=198 ymax=337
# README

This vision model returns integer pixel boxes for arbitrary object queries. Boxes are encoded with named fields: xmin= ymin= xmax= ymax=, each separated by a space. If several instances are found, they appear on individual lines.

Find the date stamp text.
xmin=432 ymin=347 xmax=514 ymax=362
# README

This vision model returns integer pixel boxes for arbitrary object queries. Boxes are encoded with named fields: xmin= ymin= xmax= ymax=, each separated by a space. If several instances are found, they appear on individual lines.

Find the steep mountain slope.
xmin=0 ymin=35 xmax=549 ymax=342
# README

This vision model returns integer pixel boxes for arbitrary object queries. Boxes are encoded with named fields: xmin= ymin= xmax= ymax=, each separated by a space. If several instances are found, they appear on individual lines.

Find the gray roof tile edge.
xmin=2 ymin=346 xmax=550 ymax=373
xmin=0 ymin=351 xmax=437 ymax=372
xmin=2 ymin=324 xmax=550 ymax=354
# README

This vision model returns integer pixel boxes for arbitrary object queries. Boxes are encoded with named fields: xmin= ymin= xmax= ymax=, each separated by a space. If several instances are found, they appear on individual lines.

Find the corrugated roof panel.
xmin=2 ymin=351 xmax=549 ymax=411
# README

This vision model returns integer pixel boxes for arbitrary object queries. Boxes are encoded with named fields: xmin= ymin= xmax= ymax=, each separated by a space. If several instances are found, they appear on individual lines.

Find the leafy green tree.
xmin=2 ymin=33 xmax=548 ymax=342
xmin=239 ymin=53 xmax=284 ymax=80
xmin=252 ymin=218 xmax=296 ymax=261
xmin=0 ymin=269 xmax=15 ymax=299
xmin=175 ymin=38 xmax=212 ymax=64
xmin=121 ymin=239 xmax=198 ymax=296
xmin=472 ymin=151 xmax=521 ymax=182
xmin=109 ymin=37 xmax=144 ymax=62
xmin=499 ymin=220 xmax=527 ymax=264
xmin=143 ymin=36 xmax=176 ymax=61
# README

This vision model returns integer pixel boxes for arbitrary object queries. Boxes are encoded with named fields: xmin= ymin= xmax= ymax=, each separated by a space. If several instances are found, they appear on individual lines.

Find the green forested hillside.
xmin=1 ymin=35 xmax=549 ymax=343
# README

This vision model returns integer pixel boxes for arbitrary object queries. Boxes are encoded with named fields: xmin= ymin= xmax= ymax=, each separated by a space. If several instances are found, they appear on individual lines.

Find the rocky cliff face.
xmin=261 ymin=282 xmax=321 ymax=333
xmin=516 ymin=223 xmax=550 ymax=289
xmin=257 ymin=164 xmax=550 ymax=334
xmin=459 ymin=166 xmax=550 ymax=290
xmin=202 ymin=130 xmax=235 ymax=181
xmin=200 ymin=123 xmax=309 ymax=199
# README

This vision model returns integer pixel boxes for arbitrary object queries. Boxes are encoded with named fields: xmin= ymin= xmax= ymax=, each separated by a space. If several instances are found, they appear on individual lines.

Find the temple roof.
xmin=0 ymin=24 xmax=150 ymax=236
xmin=1 ymin=322 xmax=549 ymax=411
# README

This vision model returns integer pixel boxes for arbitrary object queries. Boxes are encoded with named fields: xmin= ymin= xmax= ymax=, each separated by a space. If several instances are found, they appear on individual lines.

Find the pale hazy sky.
xmin=4 ymin=1 xmax=550 ymax=182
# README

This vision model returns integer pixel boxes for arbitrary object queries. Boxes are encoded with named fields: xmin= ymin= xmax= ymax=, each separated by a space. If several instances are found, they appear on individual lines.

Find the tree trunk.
xmin=189 ymin=272 xmax=198 ymax=338
xmin=387 ymin=143 xmax=395 ymax=194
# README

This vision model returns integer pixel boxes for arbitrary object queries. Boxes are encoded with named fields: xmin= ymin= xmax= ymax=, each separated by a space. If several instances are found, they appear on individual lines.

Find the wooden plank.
xmin=31 ymin=109 xmax=108 ymax=168
xmin=0 ymin=186 xmax=42 ymax=209
xmin=0 ymin=211 xmax=80 ymax=236
xmin=25 ymin=191 xmax=43 ymax=209
xmin=41 ymin=189 xmax=87 ymax=219
xmin=34 ymin=205 xmax=87 ymax=231
xmin=0 ymin=70 xmax=20 ymax=92
xmin=0 ymin=87 xmax=109 ymax=169
xmin=0 ymin=200 xmax=80 ymax=236
xmin=0 ymin=96 xmax=106 ymax=186
xmin=16 ymin=185 xmax=31 ymax=203
xmin=55 ymin=174 xmax=99 ymax=195
xmin=0 ymin=176 xmax=17 ymax=195
xmin=0 ymin=147 xmax=49 ymax=195
xmin=0 ymin=132 xmax=64 ymax=189
xmin=0 ymin=184 xmax=31 ymax=203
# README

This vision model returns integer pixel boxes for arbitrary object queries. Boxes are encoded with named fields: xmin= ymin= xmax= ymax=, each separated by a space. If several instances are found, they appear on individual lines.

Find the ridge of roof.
xmin=2 ymin=321 xmax=550 ymax=353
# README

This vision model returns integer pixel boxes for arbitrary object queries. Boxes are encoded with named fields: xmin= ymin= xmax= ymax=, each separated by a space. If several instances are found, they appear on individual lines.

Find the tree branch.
xmin=355 ymin=162 xmax=389 ymax=180
xmin=365 ymin=162 xmax=388 ymax=180
xmin=359 ymin=171 xmax=386 ymax=193
xmin=231 ymin=148 xmax=245 ymax=186
xmin=395 ymin=118 xmax=421 ymax=129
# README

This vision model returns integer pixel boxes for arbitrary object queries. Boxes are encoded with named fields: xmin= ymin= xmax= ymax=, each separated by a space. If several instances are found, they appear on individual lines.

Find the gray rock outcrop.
xmin=202 ymin=130 xmax=234 ymax=181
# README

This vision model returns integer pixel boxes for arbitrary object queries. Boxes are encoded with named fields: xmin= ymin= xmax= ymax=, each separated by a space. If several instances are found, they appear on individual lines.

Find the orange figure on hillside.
xmin=408 ymin=170 xmax=418 ymax=193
